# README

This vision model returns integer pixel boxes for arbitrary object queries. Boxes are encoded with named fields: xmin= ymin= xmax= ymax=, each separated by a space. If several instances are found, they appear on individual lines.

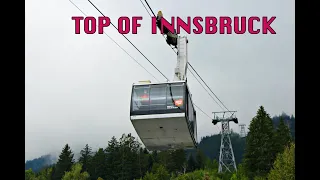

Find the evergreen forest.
xmin=25 ymin=106 xmax=295 ymax=180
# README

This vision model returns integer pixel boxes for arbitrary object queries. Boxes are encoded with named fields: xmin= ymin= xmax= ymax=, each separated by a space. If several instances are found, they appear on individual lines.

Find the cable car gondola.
xmin=130 ymin=80 xmax=197 ymax=151
xmin=130 ymin=13 xmax=196 ymax=151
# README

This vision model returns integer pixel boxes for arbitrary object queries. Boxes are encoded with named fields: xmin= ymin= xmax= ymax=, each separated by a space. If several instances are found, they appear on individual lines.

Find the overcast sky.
xmin=25 ymin=0 xmax=294 ymax=161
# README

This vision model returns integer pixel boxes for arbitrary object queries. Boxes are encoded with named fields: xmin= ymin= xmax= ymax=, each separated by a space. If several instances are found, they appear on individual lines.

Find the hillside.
xmin=272 ymin=113 xmax=295 ymax=139
xmin=25 ymin=154 xmax=57 ymax=173
xmin=25 ymin=113 xmax=295 ymax=172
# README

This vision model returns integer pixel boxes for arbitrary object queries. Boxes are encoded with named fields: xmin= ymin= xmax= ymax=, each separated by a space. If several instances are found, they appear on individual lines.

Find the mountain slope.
xmin=25 ymin=154 xmax=57 ymax=172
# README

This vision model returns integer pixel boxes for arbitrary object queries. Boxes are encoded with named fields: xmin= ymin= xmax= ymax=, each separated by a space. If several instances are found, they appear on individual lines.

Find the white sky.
xmin=25 ymin=0 xmax=294 ymax=161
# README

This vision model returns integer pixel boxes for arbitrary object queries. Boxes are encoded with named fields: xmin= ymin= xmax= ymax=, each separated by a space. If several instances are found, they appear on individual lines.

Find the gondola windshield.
xmin=131 ymin=82 xmax=185 ymax=114
xmin=132 ymin=85 xmax=150 ymax=111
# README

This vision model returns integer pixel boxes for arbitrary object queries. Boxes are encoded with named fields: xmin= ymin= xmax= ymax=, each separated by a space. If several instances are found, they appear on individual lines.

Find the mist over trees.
xmin=26 ymin=106 xmax=295 ymax=180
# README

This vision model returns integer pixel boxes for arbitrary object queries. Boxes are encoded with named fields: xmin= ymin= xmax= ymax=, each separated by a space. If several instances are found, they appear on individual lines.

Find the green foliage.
xmin=173 ymin=169 xmax=218 ymax=180
xmin=89 ymin=148 xmax=107 ymax=180
xmin=186 ymin=155 xmax=196 ymax=172
xmin=166 ymin=149 xmax=187 ymax=174
xmin=204 ymin=158 xmax=218 ymax=171
xmin=52 ymin=144 xmax=75 ymax=180
xmin=243 ymin=106 xmax=277 ymax=178
xmin=142 ymin=164 xmax=170 ymax=180
xmin=217 ymin=172 xmax=233 ymax=180
xmin=105 ymin=136 xmax=120 ymax=179
xmin=230 ymin=164 xmax=248 ymax=180
xmin=62 ymin=163 xmax=90 ymax=180
xmin=147 ymin=151 xmax=158 ymax=172
xmin=253 ymin=176 xmax=266 ymax=180
xmin=272 ymin=113 xmax=295 ymax=140
xmin=36 ymin=167 xmax=53 ymax=180
xmin=78 ymin=144 xmax=93 ymax=173
xmin=117 ymin=133 xmax=142 ymax=180
xmin=158 ymin=151 xmax=171 ymax=168
xmin=197 ymin=133 xmax=246 ymax=165
xmin=25 ymin=168 xmax=36 ymax=180
xmin=230 ymin=173 xmax=237 ymax=180
xmin=25 ymin=107 xmax=295 ymax=180
xmin=138 ymin=147 xmax=150 ymax=177
xmin=143 ymin=172 xmax=157 ymax=180
xmin=268 ymin=143 xmax=295 ymax=180
xmin=212 ymin=159 xmax=219 ymax=170
xmin=155 ymin=164 xmax=170 ymax=180
xmin=274 ymin=116 xmax=292 ymax=155
xmin=195 ymin=149 xmax=206 ymax=170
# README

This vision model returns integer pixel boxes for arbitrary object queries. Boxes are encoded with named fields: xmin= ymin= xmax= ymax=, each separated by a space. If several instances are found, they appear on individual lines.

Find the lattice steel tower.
xmin=212 ymin=111 xmax=238 ymax=173
xmin=239 ymin=124 xmax=246 ymax=138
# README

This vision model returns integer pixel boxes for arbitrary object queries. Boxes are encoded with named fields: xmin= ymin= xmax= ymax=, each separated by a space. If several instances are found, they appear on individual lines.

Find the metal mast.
xmin=173 ymin=36 xmax=188 ymax=81
xmin=239 ymin=124 xmax=246 ymax=138
xmin=212 ymin=111 xmax=238 ymax=173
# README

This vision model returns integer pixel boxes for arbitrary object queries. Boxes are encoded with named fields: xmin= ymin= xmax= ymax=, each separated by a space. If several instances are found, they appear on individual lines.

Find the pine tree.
xmin=155 ymin=165 xmax=170 ymax=180
xmin=231 ymin=164 xmax=248 ymax=180
xmin=78 ymin=144 xmax=93 ymax=173
xmin=89 ymin=148 xmax=107 ymax=180
xmin=117 ymin=133 xmax=141 ymax=180
xmin=151 ymin=150 xmax=158 ymax=163
xmin=204 ymin=158 xmax=218 ymax=171
xmin=105 ymin=136 xmax=120 ymax=180
xmin=37 ymin=166 xmax=53 ymax=180
xmin=212 ymin=159 xmax=219 ymax=170
xmin=243 ymin=106 xmax=276 ymax=179
xmin=143 ymin=171 xmax=157 ymax=180
xmin=158 ymin=150 xmax=171 ymax=169
xmin=187 ymin=155 xmax=196 ymax=172
xmin=168 ymin=149 xmax=186 ymax=173
xmin=130 ymin=138 xmax=143 ymax=179
xmin=268 ymin=143 xmax=295 ymax=180
xmin=138 ymin=147 xmax=149 ymax=178
xmin=50 ymin=165 xmax=56 ymax=180
xmin=274 ymin=116 xmax=292 ymax=155
xmin=52 ymin=144 xmax=75 ymax=180
xmin=195 ymin=149 xmax=206 ymax=170
xmin=147 ymin=151 xmax=158 ymax=172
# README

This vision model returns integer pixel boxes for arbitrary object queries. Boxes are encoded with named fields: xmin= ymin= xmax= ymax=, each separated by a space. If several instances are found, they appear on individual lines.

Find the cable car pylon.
xmin=212 ymin=111 xmax=238 ymax=173
xmin=239 ymin=124 xmax=247 ymax=138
